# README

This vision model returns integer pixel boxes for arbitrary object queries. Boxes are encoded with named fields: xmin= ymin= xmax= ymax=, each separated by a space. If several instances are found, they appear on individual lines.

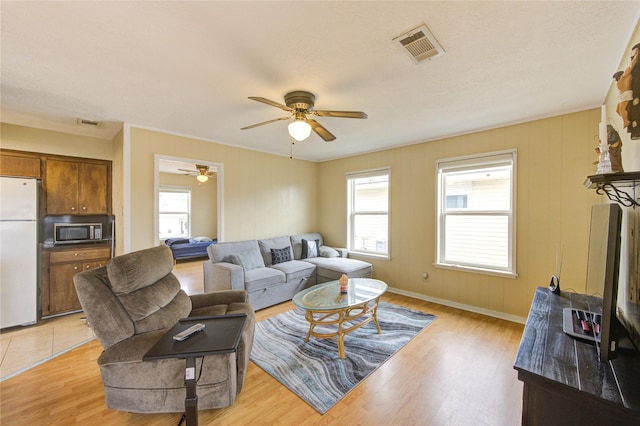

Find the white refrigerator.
xmin=0 ymin=177 xmax=38 ymax=328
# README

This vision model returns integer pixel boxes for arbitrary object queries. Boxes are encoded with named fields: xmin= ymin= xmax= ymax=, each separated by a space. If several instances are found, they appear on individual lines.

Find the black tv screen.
xmin=584 ymin=203 xmax=622 ymax=361
xmin=616 ymin=208 xmax=640 ymax=354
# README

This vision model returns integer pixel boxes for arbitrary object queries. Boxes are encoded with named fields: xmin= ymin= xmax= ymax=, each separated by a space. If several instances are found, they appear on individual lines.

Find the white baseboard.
xmin=387 ymin=287 xmax=527 ymax=324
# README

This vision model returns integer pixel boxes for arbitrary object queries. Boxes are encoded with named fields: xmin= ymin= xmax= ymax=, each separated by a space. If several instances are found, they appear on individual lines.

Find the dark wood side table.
xmin=144 ymin=314 xmax=247 ymax=426
xmin=514 ymin=287 xmax=640 ymax=425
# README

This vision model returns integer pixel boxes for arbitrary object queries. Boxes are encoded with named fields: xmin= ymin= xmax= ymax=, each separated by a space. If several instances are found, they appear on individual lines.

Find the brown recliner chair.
xmin=73 ymin=245 xmax=255 ymax=413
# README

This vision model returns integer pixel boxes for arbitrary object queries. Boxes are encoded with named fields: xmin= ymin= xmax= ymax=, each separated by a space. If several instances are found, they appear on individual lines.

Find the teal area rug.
xmin=250 ymin=302 xmax=435 ymax=414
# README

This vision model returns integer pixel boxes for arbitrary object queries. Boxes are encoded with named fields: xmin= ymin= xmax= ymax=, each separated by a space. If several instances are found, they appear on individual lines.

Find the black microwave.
xmin=54 ymin=223 xmax=103 ymax=244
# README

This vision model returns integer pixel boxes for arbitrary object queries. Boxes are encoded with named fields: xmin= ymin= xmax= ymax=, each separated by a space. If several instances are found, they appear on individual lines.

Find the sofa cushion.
xmin=130 ymin=289 xmax=192 ymax=334
xmin=229 ymin=248 xmax=265 ymax=271
xmin=258 ymin=236 xmax=293 ymax=266
xmin=98 ymin=330 xmax=233 ymax=389
xmin=291 ymin=233 xmax=324 ymax=260
xmin=107 ymin=245 xmax=174 ymax=295
xmin=304 ymin=257 xmax=372 ymax=280
xmin=74 ymin=265 xmax=135 ymax=349
xmin=319 ymin=245 xmax=340 ymax=258
xmin=269 ymin=260 xmax=316 ymax=283
xmin=208 ymin=240 xmax=259 ymax=263
xmin=243 ymin=267 xmax=285 ymax=292
xmin=301 ymin=238 xmax=320 ymax=259
xmin=270 ymin=247 xmax=292 ymax=265
xmin=116 ymin=273 xmax=192 ymax=333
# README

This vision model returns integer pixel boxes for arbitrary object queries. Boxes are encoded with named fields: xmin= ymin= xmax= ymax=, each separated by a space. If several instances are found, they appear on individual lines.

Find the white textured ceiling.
xmin=1 ymin=1 xmax=639 ymax=161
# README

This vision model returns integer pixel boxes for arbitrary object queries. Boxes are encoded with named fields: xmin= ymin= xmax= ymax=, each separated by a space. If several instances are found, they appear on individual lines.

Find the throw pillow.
xmin=301 ymin=238 xmax=319 ymax=259
xmin=191 ymin=236 xmax=213 ymax=242
xmin=319 ymin=245 xmax=340 ymax=258
xmin=229 ymin=248 xmax=265 ymax=271
xmin=270 ymin=247 xmax=292 ymax=265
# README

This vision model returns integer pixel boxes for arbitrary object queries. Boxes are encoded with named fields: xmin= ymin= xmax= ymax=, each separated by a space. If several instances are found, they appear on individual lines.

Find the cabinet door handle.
xmin=70 ymin=206 xmax=76 ymax=211
xmin=73 ymin=266 xmax=79 ymax=270
xmin=81 ymin=206 xmax=87 ymax=211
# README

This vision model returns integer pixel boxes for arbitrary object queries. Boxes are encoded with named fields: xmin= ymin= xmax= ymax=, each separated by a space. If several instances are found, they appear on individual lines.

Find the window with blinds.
xmin=347 ymin=168 xmax=390 ymax=258
xmin=159 ymin=186 xmax=191 ymax=240
xmin=436 ymin=150 xmax=517 ymax=277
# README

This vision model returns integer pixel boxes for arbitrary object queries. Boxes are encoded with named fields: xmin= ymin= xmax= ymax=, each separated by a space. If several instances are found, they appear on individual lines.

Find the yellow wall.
xmin=159 ymin=172 xmax=218 ymax=239
xmin=3 ymin=19 xmax=638 ymax=319
xmin=0 ymin=112 xmax=613 ymax=319
xmin=318 ymin=110 xmax=602 ymax=319
xmin=127 ymin=127 xmax=318 ymax=251
xmin=111 ymin=128 xmax=125 ymax=255
xmin=0 ymin=123 xmax=113 ymax=160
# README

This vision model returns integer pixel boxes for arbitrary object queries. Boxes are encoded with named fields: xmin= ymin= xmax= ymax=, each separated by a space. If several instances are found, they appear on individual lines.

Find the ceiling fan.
xmin=241 ymin=90 xmax=367 ymax=142
xmin=178 ymin=164 xmax=216 ymax=183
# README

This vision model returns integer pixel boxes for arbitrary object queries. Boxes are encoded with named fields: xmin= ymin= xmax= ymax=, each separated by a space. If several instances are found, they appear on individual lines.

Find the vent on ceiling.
xmin=77 ymin=118 xmax=102 ymax=127
xmin=393 ymin=24 xmax=444 ymax=64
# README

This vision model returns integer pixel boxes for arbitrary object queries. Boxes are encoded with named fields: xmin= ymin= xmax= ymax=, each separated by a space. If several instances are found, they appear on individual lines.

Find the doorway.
xmin=154 ymin=154 xmax=224 ymax=246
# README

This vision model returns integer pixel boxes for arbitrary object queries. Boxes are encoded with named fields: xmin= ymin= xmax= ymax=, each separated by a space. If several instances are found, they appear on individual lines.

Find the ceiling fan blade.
xmin=178 ymin=168 xmax=197 ymax=174
xmin=308 ymin=119 xmax=336 ymax=142
xmin=248 ymin=96 xmax=293 ymax=112
xmin=241 ymin=115 xmax=292 ymax=130
xmin=312 ymin=110 xmax=368 ymax=119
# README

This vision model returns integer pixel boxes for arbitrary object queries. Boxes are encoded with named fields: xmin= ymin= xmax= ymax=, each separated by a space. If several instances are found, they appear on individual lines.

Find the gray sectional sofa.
xmin=203 ymin=232 xmax=373 ymax=310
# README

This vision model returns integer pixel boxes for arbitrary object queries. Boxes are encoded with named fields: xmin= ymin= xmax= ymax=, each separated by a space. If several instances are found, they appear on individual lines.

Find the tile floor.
xmin=0 ymin=259 xmax=204 ymax=382
xmin=0 ymin=312 xmax=95 ymax=381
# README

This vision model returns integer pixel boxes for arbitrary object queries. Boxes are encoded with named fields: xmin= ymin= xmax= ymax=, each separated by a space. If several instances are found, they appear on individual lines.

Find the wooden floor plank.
xmin=0 ymin=260 xmax=525 ymax=425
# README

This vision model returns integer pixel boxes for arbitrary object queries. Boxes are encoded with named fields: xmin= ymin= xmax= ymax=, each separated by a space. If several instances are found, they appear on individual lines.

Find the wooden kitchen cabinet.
xmin=42 ymin=246 xmax=111 ymax=317
xmin=0 ymin=150 xmax=41 ymax=178
xmin=44 ymin=158 xmax=110 ymax=215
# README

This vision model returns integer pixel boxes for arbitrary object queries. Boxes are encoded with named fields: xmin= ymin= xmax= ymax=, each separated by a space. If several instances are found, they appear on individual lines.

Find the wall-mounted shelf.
xmin=584 ymin=171 xmax=640 ymax=207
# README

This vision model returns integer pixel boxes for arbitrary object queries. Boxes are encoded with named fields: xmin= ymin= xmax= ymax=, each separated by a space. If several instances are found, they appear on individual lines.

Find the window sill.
xmin=349 ymin=251 xmax=390 ymax=261
xmin=434 ymin=262 xmax=517 ymax=279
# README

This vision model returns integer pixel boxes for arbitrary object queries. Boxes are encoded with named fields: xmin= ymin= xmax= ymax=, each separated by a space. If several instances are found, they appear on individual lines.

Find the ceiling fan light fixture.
xmin=196 ymin=174 xmax=209 ymax=183
xmin=288 ymin=120 xmax=312 ymax=141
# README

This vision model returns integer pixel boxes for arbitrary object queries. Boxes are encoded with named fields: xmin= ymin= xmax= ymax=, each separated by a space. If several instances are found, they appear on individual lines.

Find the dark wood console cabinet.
xmin=41 ymin=245 xmax=111 ymax=317
xmin=514 ymin=287 xmax=640 ymax=425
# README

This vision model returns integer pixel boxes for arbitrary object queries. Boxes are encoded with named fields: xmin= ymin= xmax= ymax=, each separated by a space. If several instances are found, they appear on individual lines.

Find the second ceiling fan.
xmin=241 ymin=90 xmax=367 ymax=142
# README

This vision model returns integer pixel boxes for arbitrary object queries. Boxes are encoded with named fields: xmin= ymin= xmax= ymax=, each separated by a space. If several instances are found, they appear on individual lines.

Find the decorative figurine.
xmin=339 ymin=274 xmax=348 ymax=293
xmin=612 ymin=43 xmax=640 ymax=139
xmin=594 ymin=125 xmax=624 ymax=173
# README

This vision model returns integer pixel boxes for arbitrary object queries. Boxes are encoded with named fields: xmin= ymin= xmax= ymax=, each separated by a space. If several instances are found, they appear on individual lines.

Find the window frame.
xmin=158 ymin=185 xmax=192 ymax=241
xmin=346 ymin=167 xmax=391 ymax=260
xmin=435 ymin=150 xmax=517 ymax=278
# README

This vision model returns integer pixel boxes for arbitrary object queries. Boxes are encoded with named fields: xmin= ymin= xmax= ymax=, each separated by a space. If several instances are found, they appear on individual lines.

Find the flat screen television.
xmin=584 ymin=203 xmax=623 ymax=361
xmin=615 ymin=206 xmax=640 ymax=356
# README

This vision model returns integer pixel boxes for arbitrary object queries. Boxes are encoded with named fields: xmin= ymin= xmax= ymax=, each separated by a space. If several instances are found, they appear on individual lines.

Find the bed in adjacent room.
xmin=164 ymin=237 xmax=217 ymax=261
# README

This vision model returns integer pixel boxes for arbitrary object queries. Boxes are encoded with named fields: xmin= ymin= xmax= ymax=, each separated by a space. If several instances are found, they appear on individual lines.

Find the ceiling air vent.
xmin=393 ymin=24 xmax=444 ymax=64
xmin=77 ymin=118 xmax=102 ymax=127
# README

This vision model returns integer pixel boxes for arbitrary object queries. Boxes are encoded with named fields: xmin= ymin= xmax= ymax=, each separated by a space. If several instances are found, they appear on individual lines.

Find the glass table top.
xmin=292 ymin=278 xmax=388 ymax=311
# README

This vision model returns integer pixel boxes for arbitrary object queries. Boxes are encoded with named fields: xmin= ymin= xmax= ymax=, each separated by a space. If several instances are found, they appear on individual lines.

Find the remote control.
xmin=173 ymin=323 xmax=205 ymax=341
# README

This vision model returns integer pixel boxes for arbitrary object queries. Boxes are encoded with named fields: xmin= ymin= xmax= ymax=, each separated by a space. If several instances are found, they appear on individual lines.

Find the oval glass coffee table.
xmin=292 ymin=278 xmax=388 ymax=359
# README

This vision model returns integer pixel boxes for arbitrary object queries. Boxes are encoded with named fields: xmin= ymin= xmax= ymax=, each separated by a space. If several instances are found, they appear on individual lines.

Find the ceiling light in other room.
xmin=196 ymin=174 xmax=208 ymax=183
xmin=288 ymin=119 xmax=312 ymax=141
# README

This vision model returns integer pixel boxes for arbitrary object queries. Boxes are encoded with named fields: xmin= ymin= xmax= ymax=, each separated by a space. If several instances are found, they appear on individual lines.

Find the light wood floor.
xmin=0 ymin=259 xmax=525 ymax=425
